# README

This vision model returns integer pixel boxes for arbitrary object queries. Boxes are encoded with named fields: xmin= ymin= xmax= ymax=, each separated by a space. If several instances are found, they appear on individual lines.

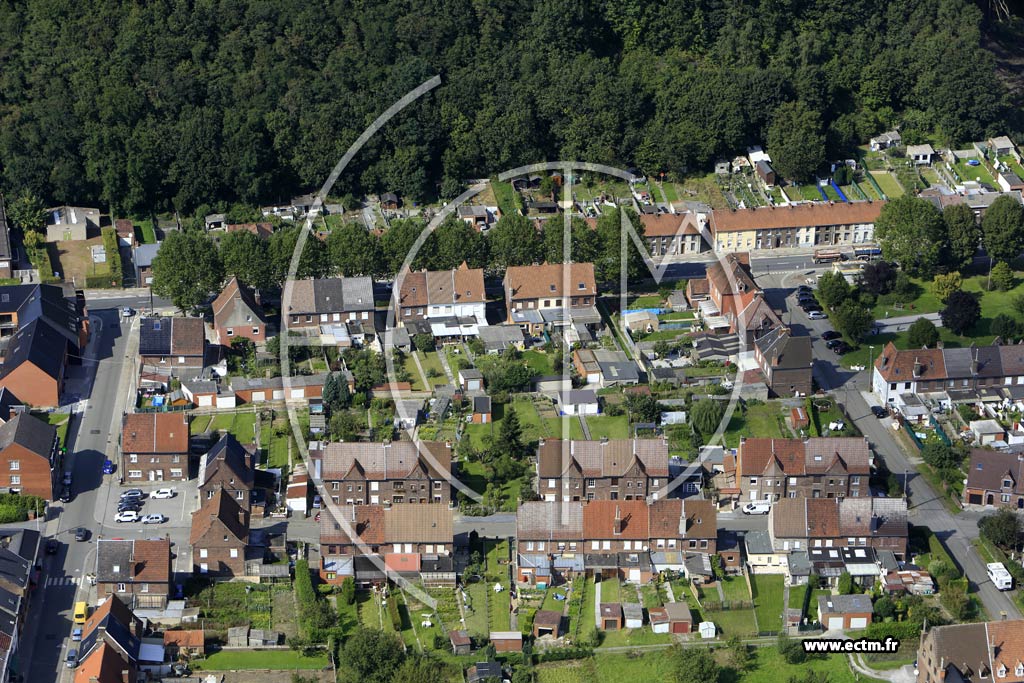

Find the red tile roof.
xmin=121 ymin=413 xmax=189 ymax=454
xmin=710 ymin=201 xmax=885 ymax=233
xmin=582 ymin=500 xmax=649 ymax=540
xmin=874 ymin=342 xmax=947 ymax=382
xmin=505 ymin=262 xmax=596 ymax=301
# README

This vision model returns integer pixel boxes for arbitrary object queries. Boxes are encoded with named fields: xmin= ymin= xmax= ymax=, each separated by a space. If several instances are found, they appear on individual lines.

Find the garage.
xmin=252 ymin=391 xmax=265 ymax=402
xmin=827 ymin=617 xmax=844 ymax=630
xmin=272 ymin=389 xmax=285 ymax=400
xmin=628 ymin=569 xmax=641 ymax=583
xmin=290 ymin=388 xmax=304 ymax=399
xmin=849 ymin=617 xmax=868 ymax=629
xmin=197 ymin=395 xmax=213 ymax=407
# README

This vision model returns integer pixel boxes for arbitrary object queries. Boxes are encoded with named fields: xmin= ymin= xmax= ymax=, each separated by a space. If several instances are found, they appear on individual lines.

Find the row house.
xmin=0 ymin=528 xmax=38 ymax=683
xmin=768 ymin=497 xmax=908 ymax=560
xmin=963 ymin=448 xmax=1024 ymax=508
xmin=536 ymin=438 xmax=670 ymax=502
xmin=753 ymin=327 xmax=813 ymax=398
xmin=120 ymin=412 xmax=190 ymax=482
xmin=709 ymin=201 xmax=884 ymax=252
xmin=640 ymin=213 xmax=709 ymax=256
xmin=873 ymin=341 xmax=1024 ymax=407
xmin=189 ymin=488 xmax=250 ymax=577
xmin=735 ymin=437 xmax=872 ymax=503
xmin=212 ymin=277 xmax=267 ymax=344
xmin=283 ymin=277 xmax=375 ymax=337
xmin=75 ymin=595 xmax=145 ymax=683
xmin=198 ymin=434 xmax=256 ymax=511
xmin=0 ymin=318 xmax=73 ymax=409
xmin=0 ymin=283 xmax=89 ymax=350
xmin=504 ymin=262 xmax=600 ymax=338
xmin=0 ymin=413 xmax=58 ymax=499
xmin=917 ymin=619 xmax=1024 ymax=683
xmin=95 ymin=537 xmax=172 ymax=609
xmin=138 ymin=317 xmax=207 ymax=373
xmin=515 ymin=499 xmax=717 ymax=585
xmin=397 ymin=262 xmax=487 ymax=337
xmin=318 ymin=440 xmax=452 ymax=505
xmin=318 ymin=503 xmax=454 ymax=586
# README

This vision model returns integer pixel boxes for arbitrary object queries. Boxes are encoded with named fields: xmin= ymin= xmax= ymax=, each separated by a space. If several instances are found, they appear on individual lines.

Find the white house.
xmin=970 ymin=419 xmax=1006 ymax=446
xmin=907 ymin=144 xmax=935 ymax=165
xmin=398 ymin=263 xmax=488 ymax=337
xmin=558 ymin=390 xmax=599 ymax=416
xmin=744 ymin=530 xmax=787 ymax=574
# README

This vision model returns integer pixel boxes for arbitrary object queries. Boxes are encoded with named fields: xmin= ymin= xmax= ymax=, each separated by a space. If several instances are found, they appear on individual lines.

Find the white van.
xmin=741 ymin=501 xmax=772 ymax=515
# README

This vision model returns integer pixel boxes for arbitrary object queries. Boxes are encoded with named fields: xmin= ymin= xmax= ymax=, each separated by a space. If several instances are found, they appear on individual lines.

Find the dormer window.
xmin=1015 ymin=664 xmax=1023 ymax=677
xmin=998 ymin=666 xmax=1007 ymax=678
xmin=549 ymin=284 xmax=556 ymax=292
xmin=578 ymin=282 xmax=585 ymax=290
xmin=1004 ymin=479 xmax=1013 ymax=488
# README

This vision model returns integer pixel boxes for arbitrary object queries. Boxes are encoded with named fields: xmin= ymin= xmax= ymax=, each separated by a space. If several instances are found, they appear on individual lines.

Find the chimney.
xmin=613 ymin=506 xmax=623 ymax=535
xmin=238 ymin=510 xmax=246 ymax=527
xmin=912 ymin=358 xmax=923 ymax=378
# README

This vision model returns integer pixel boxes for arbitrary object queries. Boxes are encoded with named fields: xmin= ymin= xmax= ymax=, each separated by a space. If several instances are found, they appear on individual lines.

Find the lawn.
xmin=659 ymin=181 xmax=680 ymax=203
xmin=39 ymin=412 xmax=70 ymax=451
xmin=857 ymin=180 xmax=881 ymax=200
xmin=463 ymin=398 xmax=582 ymax=449
xmin=418 ymin=351 xmax=448 ymax=387
xmin=402 ymin=354 xmax=427 ymax=391
xmin=703 ymin=607 xmax=757 ymax=636
xmin=793 ymin=183 xmax=824 ymax=201
xmin=720 ymin=575 xmax=750 ymax=602
xmin=536 ymin=649 xmax=874 ymax=683
xmin=628 ymin=294 xmax=663 ymax=309
xmin=541 ymin=587 xmax=568 ymax=612
xmin=197 ymin=649 xmax=328 ymax=671
xmin=598 ymin=578 xmax=621 ymax=603
xmin=584 ymin=414 xmax=629 ymax=440
xmin=522 ymin=349 xmax=556 ymax=376
xmin=463 ymin=581 xmax=489 ymax=637
xmin=953 ymin=160 xmax=995 ymax=187
xmin=723 ymin=400 xmax=787 ymax=447
xmin=135 ymin=219 xmax=158 ymax=244
xmin=190 ymin=415 xmax=213 ymax=434
xmin=870 ymin=171 xmax=904 ymax=198
xmin=53 ymin=236 xmax=111 ymax=284
xmin=750 ymin=573 xmax=785 ymax=634
xmin=597 ymin=626 xmax=671 ymax=648
xmin=201 ymin=411 xmax=259 ymax=444
xmin=788 ymin=584 xmax=808 ymax=611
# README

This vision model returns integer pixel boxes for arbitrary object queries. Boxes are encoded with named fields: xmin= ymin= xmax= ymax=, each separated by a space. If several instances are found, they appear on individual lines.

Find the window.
xmin=229 ymin=549 xmax=238 ymax=558
xmin=850 ymin=476 xmax=860 ymax=485
xmin=538 ymin=542 xmax=545 ymax=551
xmin=1002 ymin=494 xmax=1011 ymax=503
xmin=652 ymin=479 xmax=659 ymax=487
xmin=170 ymin=469 xmax=182 ymax=478
xmin=252 ymin=327 xmax=260 ymax=335
xmin=236 ymin=491 xmax=243 ymax=500
xmin=128 ymin=470 xmax=142 ymax=479
xmin=331 ymin=482 xmax=339 ymax=491
xmin=548 ymin=479 xmax=556 ymax=489
xmin=602 ymin=540 xmax=610 ymax=550
xmin=8 ymin=476 xmax=18 ymax=486
xmin=700 ymin=540 xmax=708 ymax=549
xmin=7 ymin=461 xmax=17 ymax=471
xmin=749 ymin=477 xmax=758 ymax=485
xmin=688 ymin=540 xmax=697 ymax=549
xmin=591 ymin=541 xmax=599 ymax=550
xmin=788 ymin=477 xmax=796 ymax=485
xmin=587 ymin=479 xmax=596 ymax=488
xmin=1004 ymin=479 xmax=1013 ymax=488
xmin=178 ymin=356 xmax=185 ymax=364
xmin=199 ymin=549 xmax=208 ymax=558
xmin=200 ymin=563 xmax=208 ymax=573
xmin=141 ymin=583 xmax=149 ymax=593
xmin=226 ymin=329 xmax=234 ymax=336
xmin=129 ymin=454 xmax=138 ymax=463
xmin=527 ymin=541 xmax=535 ymax=551
xmin=117 ymin=583 xmax=126 ymax=592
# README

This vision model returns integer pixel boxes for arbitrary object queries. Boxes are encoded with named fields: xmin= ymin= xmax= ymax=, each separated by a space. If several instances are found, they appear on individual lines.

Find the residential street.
xmin=761 ymin=273 xmax=1023 ymax=621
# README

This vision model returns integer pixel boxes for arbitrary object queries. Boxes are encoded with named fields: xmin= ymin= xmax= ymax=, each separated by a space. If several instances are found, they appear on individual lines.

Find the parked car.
xmin=141 ymin=514 xmax=166 ymax=525
xmin=151 ymin=488 xmax=175 ymax=499
xmin=808 ymin=311 xmax=828 ymax=320
xmin=65 ymin=649 xmax=78 ymax=668
xmin=871 ymin=405 xmax=888 ymax=418
xmin=821 ymin=330 xmax=841 ymax=341
xmin=741 ymin=501 xmax=771 ymax=515
xmin=120 ymin=489 xmax=144 ymax=500
xmin=312 ymin=495 xmax=322 ymax=509
xmin=114 ymin=510 xmax=140 ymax=523
xmin=121 ymin=307 xmax=134 ymax=318
xmin=46 ymin=539 xmax=59 ymax=554
xmin=832 ymin=342 xmax=851 ymax=354
xmin=170 ymin=664 xmax=191 ymax=677
xmin=62 ymin=471 xmax=73 ymax=487
xmin=102 ymin=459 xmax=115 ymax=475
xmin=74 ymin=527 xmax=89 ymax=542
xmin=825 ymin=338 xmax=844 ymax=349
xmin=59 ymin=486 xmax=72 ymax=503
xmin=117 ymin=501 xmax=142 ymax=513
xmin=71 ymin=627 xmax=83 ymax=642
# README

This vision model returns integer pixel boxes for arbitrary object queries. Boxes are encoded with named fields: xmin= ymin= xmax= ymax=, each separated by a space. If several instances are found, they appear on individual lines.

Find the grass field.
xmin=584 ymin=414 xmax=629 ymax=440
xmin=723 ymin=401 xmax=787 ymax=447
xmin=750 ymin=573 xmax=785 ymax=633
xmin=462 ymin=398 xmax=583 ymax=449
xmin=678 ymin=174 xmax=730 ymax=210
xmin=953 ymin=160 xmax=995 ymax=187
xmin=197 ymin=649 xmax=328 ymax=671
xmin=703 ymin=606 xmax=757 ymax=636
xmin=857 ymin=180 xmax=881 ymax=199
xmin=522 ymin=349 xmax=556 ymax=376
xmin=629 ymin=294 xmax=663 ymax=309
xmin=870 ymin=170 xmax=905 ymax=198
xmin=136 ymin=219 xmax=158 ymax=244
xmin=418 ymin=351 xmax=448 ymax=387
xmin=720 ymin=575 xmax=750 ymax=602
xmin=403 ymin=355 xmax=427 ymax=391
xmin=194 ymin=411 xmax=259 ymax=443
xmin=598 ymin=578 xmax=621 ymax=603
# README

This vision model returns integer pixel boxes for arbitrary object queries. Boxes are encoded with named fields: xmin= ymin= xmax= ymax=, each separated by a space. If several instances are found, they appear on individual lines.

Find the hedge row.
xmin=88 ymin=227 xmax=122 ymax=288
xmin=387 ymin=592 xmax=402 ymax=631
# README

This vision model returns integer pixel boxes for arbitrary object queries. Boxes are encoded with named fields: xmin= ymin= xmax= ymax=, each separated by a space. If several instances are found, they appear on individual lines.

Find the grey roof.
xmin=139 ymin=317 xmax=172 ymax=356
xmin=133 ymin=243 xmax=162 ymax=268
xmin=787 ymin=551 xmax=812 ymax=576
xmin=200 ymin=434 xmax=253 ymax=488
xmin=289 ymin=277 xmax=374 ymax=315
xmin=473 ymin=396 xmax=491 ymax=414
xmin=95 ymin=539 xmax=134 ymax=582
xmin=755 ymin=328 xmax=812 ymax=371
xmin=230 ymin=373 xmax=327 ymax=391
xmin=516 ymin=501 xmax=584 ymax=540
xmin=0 ymin=548 xmax=31 ymax=590
xmin=622 ymin=603 xmax=643 ymax=619
xmin=460 ymin=368 xmax=483 ymax=380
xmin=0 ymin=412 xmax=55 ymax=457
xmin=744 ymin=529 xmax=774 ymax=555
xmin=0 ymin=318 xmax=67 ymax=381
xmin=684 ymin=553 xmax=713 ymax=576
xmin=598 ymin=361 xmax=640 ymax=383
xmin=817 ymin=593 xmax=873 ymax=614
xmin=560 ymin=389 xmax=597 ymax=405
xmin=479 ymin=325 xmax=525 ymax=350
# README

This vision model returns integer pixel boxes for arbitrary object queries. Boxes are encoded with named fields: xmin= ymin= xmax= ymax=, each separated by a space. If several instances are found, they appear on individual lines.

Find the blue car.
xmin=102 ymin=460 xmax=115 ymax=475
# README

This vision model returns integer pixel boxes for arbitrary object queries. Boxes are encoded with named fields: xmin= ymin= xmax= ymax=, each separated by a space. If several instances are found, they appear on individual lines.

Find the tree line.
xmin=151 ymin=208 xmax=645 ymax=311
xmin=0 ymin=0 xmax=1016 ymax=214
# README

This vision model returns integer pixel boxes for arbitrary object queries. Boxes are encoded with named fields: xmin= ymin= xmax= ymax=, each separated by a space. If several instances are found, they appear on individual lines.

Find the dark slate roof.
xmin=95 ymin=539 xmax=133 ymax=582
xmin=0 ymin=585 xmax=19 ymax=618
xmin=0 ymin=548 xmax=31 ymax=590
xmin=139 ymin=317 xmax=173 ymax=356
xmin=0 ymin=528 xmax=39 ymax=561
xmin=0 ymin=318 xmax=67 ymax=381
xmin=0 ymin=285 xmax=80 ymax=349
xmin=201 ymin=434 xmax=254 ymax=489
xmin=0 ymin=412 xmax=55 ymax=457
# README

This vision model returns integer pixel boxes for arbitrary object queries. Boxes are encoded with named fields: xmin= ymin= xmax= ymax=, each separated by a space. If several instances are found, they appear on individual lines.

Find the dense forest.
xmin=0 ymin=0 xmax=1018 ymax=213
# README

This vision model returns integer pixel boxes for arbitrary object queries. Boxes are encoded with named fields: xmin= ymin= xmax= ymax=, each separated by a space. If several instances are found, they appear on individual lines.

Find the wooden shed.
xmin=649 ymin=607 xmax=669 ymax=634
xmin=533 ymin=610 xmax=562 ymax=638
xmin=599 ymin=603 xmax=622 ymax=631
xmin=790 ymin=406 xmax=809 ymax=430
xmin=449 ymin=629 xmax=471 ymax=655
xmin=490 ymin=630 xmax=523 ymax=652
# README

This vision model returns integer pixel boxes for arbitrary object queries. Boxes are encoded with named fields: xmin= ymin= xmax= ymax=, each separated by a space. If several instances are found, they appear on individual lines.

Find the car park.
xmin=741 ymin=501 xmax=771 ymax=515
xmin=871 ymin=405 xmax=888 ymax=418
xmin=151 ymin=488 xmax=175 ymax=499
xmin=115 ymin=510 xmax=140 ymax=523
xmin=74 ymin=527 xmax=89 ymax=542
xmin=821 ymin=331 xmax=841 ymax=341
xmin=808 ymin=311 xmax=828 ymax=319
xmin=141 ymin=514 xmax=166 ymax=525
xmin=117 ymin=502 xmax=142 ymax=514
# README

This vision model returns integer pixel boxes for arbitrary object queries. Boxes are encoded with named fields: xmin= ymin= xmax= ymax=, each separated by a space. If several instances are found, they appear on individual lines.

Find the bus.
xmin=854 ymin=246 xmax=883 ymax=261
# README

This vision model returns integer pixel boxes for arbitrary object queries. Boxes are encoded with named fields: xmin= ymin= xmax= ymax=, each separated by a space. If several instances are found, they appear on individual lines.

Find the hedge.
xmin=866 ymin=619 xmax=923 ymax=642
xmin=534 ymin=647 xmax=593 ymax=663
xmin=87 ymin=227 xmax=122 ymax=288
xmin=387 ymin=592 xmax=402 ymax=631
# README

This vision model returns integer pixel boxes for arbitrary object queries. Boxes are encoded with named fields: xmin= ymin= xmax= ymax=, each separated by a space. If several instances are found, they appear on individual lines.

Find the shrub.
xmin=340 ymin=577 xmax=356 ymax=605
xmin=387 ymin=593 xmax=402 ymax=631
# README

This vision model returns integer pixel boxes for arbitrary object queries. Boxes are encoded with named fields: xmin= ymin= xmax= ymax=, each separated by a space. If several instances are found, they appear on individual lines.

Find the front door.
xmin=148 ymin=471 xmax=156 ymax=481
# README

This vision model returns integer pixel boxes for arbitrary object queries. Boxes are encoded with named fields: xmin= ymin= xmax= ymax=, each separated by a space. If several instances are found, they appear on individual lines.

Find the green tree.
xmin=381 ymin=218 xmax=430 ymax=275
xmin=875 ymin=195 xmax=947 ymax=278
xmin=933 ymin=271 xmax=963 ymax=303
xmin=426 ymin=216 xmax=488 ymax=270
xmin=858 ymin=261 xmax=897 ymax=296
xmin=816 ymin=271 xmax=850 ymax=309
xmin=832 ymin=300 xmax=874 ymax=341
xmin=499 ymin=406 xmax=523 ymax=453
xmin=488 ymin=214 xmax=541 ymax=273
xmin=691 ymin=399 xmax=725 ymax=437
xmin=940 ymin=290 xmax=981 ymax=335
xmin=874 ymin=596 xmax=896 ymax=620
xmin=323 ymin=372 xmax=351 ymax=413
xmin=327 ymin=224 xmax=382 ymax=278
xmin=151 ymin=230 xmax=224 ymax=313
xmin=979 ymin=508 xmax=1021 ymax=550
xmin=22 ymin=229 xmax=43 ymax=250
xmin=337 ymin=629 xmax=405 ymax=683
xmin=625 ymin=393 xmax=660 ymax=423
xmin=766 ymin=101 xmax=826 ymax=183
xmin=991 ymin=261 xmax=1015 ymax=291
xmin=6 ymin=190 xmax=46 ymax=233
xmin=837 ymin=571 xmax=854 ymax=595
xmin=944 ymin=203 xmax=980 ymax=268
xmin=668 ymin=644 xmax=720 ymax=683
xmin=268 ymin=225 xmax=330 ymax=284
xmin=982 ymin=194 xmax=1024 ymax=263
xmin=776 ymin=633 xmax=806 ymax=664
xmin=391 ymin=657 xmax=450 ymax=683
xmin=726 ymin=635 xmax=753 ymax=672
xmin=330 ymin=411 xmax=361 ymax=441
xmin=991 ymin=313 xmax=1020 ymax=341
xmin=219 ymin=229 xmax=273 ymax=290
xmin=340 ymin=577 xmax=356 ymax=606
xmin=907 ymin=317 xmax=939 ymax=348
xmin=413 ymin=333 xmax=435 ymax=352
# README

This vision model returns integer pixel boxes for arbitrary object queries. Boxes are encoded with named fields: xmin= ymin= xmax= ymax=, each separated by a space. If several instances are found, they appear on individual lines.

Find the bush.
xmin=387 ymin=593 xmax=402 ymax=631
xmin=340 ymin=577 xmax=356 ymax=605
xmin=0 ymin=505 xmax=26 ymax=523
xmin=866 ymin=620 xmax=921 ymax=642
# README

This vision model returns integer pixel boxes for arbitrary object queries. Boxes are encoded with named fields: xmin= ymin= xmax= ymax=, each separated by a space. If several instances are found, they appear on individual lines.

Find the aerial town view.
xmin=0 ymin=2 xmax=1024 ymax=683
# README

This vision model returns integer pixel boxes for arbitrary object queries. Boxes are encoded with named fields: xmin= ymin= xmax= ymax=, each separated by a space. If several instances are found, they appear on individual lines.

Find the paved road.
xmin=762 ymin=277 xmax=1023 ymax=621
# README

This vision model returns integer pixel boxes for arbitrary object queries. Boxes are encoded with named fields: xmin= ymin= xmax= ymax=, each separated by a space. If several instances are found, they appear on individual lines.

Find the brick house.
xmin=648 ymin=498 xmax=718 ymax=555
xmin=318 ymin=503 xmax=453 ymax=586
xmin=641 ymin=213 xmax=708 ymax=256
xmin=0 ymin=413 xmax=58 ymax=499
xmin=736 ymin=437 xmax=872 ymax=503
xmin=0 ymin=319 xmax=70 ymax=409
xmin=536 ymin=438 xmax=670 ymax=502
xmin=917 ymin=619 xmax=1024 ymax=683
xmin=283 ymin=277 xmax=375 ymax=332
xmin=769 ymin=497 xmax=908 ymax=560
xmin=163 ymin=629 xmax=205 ymax=659
xmin=582 ymin=500 xmax=652 ymax=581
xmin=963 ymin=449 xmax=1024 ymax=508
xmin=516 ymin=501 xmax=585 ymax=585
xmin=120 ymin=412 xmax=190 ymax=483
xmin=138 ymin=317 xmax=207 ymax=373
xmin=503 ymin=262 xmax=600 ymax=337
xmin=189 ymin=489 xmax=249 ymax=577
xmin=318 ymin=440 xmax=452 ymax=505
xmin=753 ymin=328 xmax=813 ymax=397
xmin=690 ymin=253 xmax=782 ymax=344
xmin=709 ymin=201 xmax=883 ymax=252
xmin=95 ymin=538 xmax=172 ymax=609
xmin=212 ymin=277 xmax=267 ymax=345
xmin=817 ymin=594 xmax=873 ymax=631
xmin=397 ymin=262 xmax=487 ymax=335
xmin=198 ymin=434 xmax=255 ymax=511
